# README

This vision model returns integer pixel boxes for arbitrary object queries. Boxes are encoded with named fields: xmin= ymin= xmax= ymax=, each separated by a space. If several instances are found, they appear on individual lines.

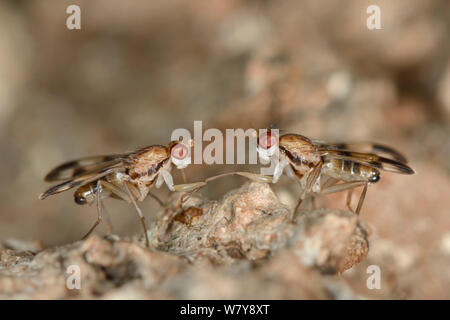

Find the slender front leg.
xmin=159 ymin=168 xmax=175 ymax=191
xmin=294 ymin=198 xmax=303 ymax=216
xmin=172 ymin=171 xmax=272 ymax=193
xmin=172 ymin=171 xmax=272 ymax=204
xmin=272 ymin=159 xmax=289 ymax=183
xmin=123 ymin=182 xmax=150 ymax=248
xmin=235 ymin=171 xmax=273 ymax=183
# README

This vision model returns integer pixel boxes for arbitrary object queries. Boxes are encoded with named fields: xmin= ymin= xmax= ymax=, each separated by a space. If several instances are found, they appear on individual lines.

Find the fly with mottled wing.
xmin=39 ymin=141 xmax=192 ymax=247
xmin=256 ymin=131 xmax=415 ymax=216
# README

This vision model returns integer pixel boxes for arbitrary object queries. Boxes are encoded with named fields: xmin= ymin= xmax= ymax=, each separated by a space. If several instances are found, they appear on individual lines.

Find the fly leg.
xmin=312 ymin=176 xmax=339 ymax=210
xmin=82 ymin=180 xmax=128 ymax=239
xmin=173 ymin=171 xmax=273 ymax=193
xmin=126 ymin=179 xmax=165 ymax=207
xmin=319 ymin=180 xmax=368 ymax=215
xmin=355 ymin=182 xmax=368 ymax=215
xmin=172 ymin=171 xmax=273 ymax=203
xmin=293 ymin=197 xmax=303 ymax=217
xmin=294 ymin=163 xmax=322 ymax=217
xmin=123 ymin=182 xmax=150 ymax=248
xmin=346 ymin=189 xmax=354 ymax=212
xmin=92 ymin=180 xmax=151 ymax=248
xmin=82 ymin=181 xmax=104 ymax=240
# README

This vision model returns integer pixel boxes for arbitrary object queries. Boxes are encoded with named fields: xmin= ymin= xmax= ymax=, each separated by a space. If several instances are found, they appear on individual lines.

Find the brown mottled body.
xmin=42 ymin=145 xmax=172 ymax=205
xmin=321 ymin=159 xmax=380 ymax=183
xmin=259 ymin=132 xmax=414 ymax=216
xmin=279 ymin=134 xmax=322 ymax=180
xmin=40 ymin=142 xmax=190 ymax=247
xmin=126 ymin=145 xmax=172 ymax=201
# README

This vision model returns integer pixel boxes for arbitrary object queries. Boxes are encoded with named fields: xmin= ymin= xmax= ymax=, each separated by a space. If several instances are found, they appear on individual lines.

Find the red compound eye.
xmin=171 ymin=144 xmax=189 ymax=160
xmin=258 ymin=132 xmax=278 ymax=149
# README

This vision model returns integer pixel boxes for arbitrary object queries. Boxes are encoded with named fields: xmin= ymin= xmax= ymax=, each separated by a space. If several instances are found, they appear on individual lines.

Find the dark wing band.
xmin=320 ymin=150 xmax=414 ymax=174
xmin=314 ymin=141 xmax=408 ymax=163
xmin=44 ymin=154 xmax=125 ymax=181
xmin=39 ymin=160 xmax=125 ymax=200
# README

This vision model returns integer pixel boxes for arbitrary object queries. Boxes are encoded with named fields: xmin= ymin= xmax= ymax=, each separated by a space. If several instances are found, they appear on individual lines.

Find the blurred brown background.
xmin=0 ymin=0 xmax=449 ymax=298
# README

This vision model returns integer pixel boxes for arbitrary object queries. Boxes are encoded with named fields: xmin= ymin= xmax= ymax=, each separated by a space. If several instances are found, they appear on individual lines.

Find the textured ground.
xmin=0 ymin=183 xmax=369 ymax=299
xmin=0 ymin=0 xmax=449 ymax=299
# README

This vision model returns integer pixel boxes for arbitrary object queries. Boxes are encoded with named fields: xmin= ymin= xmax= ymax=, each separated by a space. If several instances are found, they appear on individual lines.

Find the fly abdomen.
xmin=323 ymin=159 xmax=380 ymax=183
xmin=74 ymin=183 xmax=98 ymax=205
